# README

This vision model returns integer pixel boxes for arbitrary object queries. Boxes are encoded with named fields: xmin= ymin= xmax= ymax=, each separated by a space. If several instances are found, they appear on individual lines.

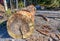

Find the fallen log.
xmin=7 ymin=5 xmax=35 ymax=39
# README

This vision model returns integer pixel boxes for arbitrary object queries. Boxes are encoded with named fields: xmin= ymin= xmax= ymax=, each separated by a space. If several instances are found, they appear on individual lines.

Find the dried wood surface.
xmin=25 ymin=16 xmax=60 ymax=41
xmin=1 ymin=11 xmax=60 ymax=41
xmin=6 ymin=16 xmax=60 ymax=41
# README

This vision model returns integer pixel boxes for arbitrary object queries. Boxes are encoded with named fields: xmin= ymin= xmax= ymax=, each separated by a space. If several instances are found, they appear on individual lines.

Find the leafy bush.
xmin=18 ymin=1 xmax=24 ymax=8
xmin=5 ymin=9 xmax=12 ymax=17
xmin=38 ymin=0 xmax=60 ymax=8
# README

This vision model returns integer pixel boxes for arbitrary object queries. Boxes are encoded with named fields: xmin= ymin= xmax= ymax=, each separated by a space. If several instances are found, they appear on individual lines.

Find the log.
xmin=36 ymin=11 xmax=60 ymax=19
xmin=7 ymin=5 xmax=35 ymax=39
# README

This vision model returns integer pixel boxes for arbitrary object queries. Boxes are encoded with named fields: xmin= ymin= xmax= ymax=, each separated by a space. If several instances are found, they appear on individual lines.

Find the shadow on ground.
xmin=0 ymin=21 xmax=12 ymax=38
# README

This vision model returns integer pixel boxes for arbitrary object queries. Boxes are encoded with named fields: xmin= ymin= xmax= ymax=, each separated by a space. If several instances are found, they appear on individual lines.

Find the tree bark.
xmin=3 ymin=0 xmax=8 ymax=11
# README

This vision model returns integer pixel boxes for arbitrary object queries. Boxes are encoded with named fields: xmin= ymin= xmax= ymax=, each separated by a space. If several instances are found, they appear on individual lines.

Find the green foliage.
xmin=48 ymin=0 xmax=60 ymax=7
xmin=37 ymin=0 xmax=60 ymax=8
xmin=5 ymin=9 xmax=12 ymax=17
xmin=18 ymin=1 xmax=24 ymax=8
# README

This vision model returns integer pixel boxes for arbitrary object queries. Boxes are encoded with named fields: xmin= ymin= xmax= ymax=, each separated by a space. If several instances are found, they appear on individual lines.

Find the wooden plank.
xmin=36 ymin=11 xmax=60 ymax=18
